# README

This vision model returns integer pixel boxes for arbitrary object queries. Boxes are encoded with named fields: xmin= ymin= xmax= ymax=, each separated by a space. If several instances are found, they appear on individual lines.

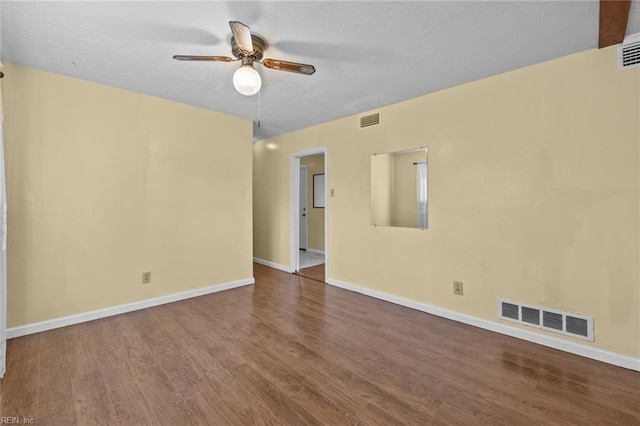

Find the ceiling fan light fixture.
xmin=174 ymin=21 xmax=315 ymax=96
xmin=233 ymin=64 xmax=261 ymax=96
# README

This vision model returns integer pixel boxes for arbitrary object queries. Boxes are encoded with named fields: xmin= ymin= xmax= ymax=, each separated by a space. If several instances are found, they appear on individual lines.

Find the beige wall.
xmin=253 ymin=47 xmax=640 ymax=358
xmin=371 ymin=153 xmax=392 ymax=226
xmin=3 ymin=63 xmax=254 ymax=327
xmin=300 ymin=154 xmax=325 ymax=251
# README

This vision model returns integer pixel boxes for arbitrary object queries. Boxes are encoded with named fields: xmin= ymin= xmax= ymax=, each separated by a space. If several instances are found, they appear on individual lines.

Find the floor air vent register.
xmin=498 ymin=299 xmax=594 ymax=341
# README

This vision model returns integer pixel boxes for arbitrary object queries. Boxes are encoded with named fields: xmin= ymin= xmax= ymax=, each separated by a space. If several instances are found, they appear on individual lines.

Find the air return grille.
xmin=501 ymin=302 xmax=519 ymax=320
xmin=497 ymin=299 xmax=593 ymax=341
xmin=618 ymin=33 xmax=640 ymax=70
xmin=566 ymin=316 xmax=589 ymax=337
xmin=521 ymin=306 xmax=540 ymax=326
xmin=360 ymin=113 xmax=380 ymax=128
xmin=543 ymin=311 xmax=563 ymax=331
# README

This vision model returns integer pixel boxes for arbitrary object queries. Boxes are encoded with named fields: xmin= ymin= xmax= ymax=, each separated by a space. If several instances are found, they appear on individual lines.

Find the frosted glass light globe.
xmin=233 ymin=65 xmax=262 ymax=96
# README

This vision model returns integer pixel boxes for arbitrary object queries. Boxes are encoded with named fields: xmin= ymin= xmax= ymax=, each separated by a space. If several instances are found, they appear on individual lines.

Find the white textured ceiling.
xmin=2 ymin=1 xmax=639 ymax=141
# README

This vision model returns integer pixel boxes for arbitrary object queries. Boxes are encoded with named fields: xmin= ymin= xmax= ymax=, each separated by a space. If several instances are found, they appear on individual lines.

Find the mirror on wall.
xmin=371 ymin=147 xmax=428 ymax=229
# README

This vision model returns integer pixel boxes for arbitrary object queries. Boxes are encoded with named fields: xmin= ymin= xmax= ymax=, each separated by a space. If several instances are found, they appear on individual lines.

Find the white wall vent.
xmin=618 ymin=32 xmax=640 ymax=70
xmin=521 ymin=306 xmax=541 ymax=326
xmin=500 ymin=301 xmax=519 ymax=320
xmin=360 ymin=113 xmax=380 ymax=128
xmin=497 ymin=299 xmax=594 ymax=341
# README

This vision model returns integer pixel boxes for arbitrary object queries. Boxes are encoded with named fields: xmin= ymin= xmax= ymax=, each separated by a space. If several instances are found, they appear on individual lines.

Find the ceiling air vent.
xmin=360 ymin=113 xmax=380 ymax=128
xmin=618 ymin=32 xmax=640 ymax=70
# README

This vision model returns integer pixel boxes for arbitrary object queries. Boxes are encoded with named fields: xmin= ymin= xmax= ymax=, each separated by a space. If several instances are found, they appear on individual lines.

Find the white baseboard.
xmin=253 ymin=257 xmax=292 ymax=273
xmin=7 ymin=277 xmax=255 ymax=339
xmin=0 ymin=341 xmax=4 ymax=378
xmin=306 ymin=248 xmax=325 ymax=255
xmin=326 ymin=278 xmax=640 ymax=372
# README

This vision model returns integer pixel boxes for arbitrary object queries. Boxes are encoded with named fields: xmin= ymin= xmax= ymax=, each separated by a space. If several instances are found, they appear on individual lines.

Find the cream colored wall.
xmin=371 ymin=153 xmax=392 ymax=226
xmin=3 ymin=63 xmax=254 ymax=328
xmin=253 ymin=47 xmax=640 ymax=358
xmin=300 ymin=154 xmax=325 ymax=251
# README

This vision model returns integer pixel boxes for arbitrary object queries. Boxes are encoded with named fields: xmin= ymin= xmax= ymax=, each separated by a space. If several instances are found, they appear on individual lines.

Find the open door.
xmin=299 ymin=165 xmax=308 ymax=250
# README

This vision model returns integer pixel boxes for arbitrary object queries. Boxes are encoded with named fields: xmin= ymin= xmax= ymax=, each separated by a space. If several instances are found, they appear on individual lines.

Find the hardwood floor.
xmin=296 ymin=263 xmax=325 ymax=283
xmin=1 ymin=263 xmax=639 ymax=425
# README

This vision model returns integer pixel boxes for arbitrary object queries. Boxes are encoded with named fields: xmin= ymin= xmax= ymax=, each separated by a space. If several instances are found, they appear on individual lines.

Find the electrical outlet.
xmin=142 ymin=272 xmax=151 ymax=284
xmin=453 ymin=281 xmax=463 ymax=296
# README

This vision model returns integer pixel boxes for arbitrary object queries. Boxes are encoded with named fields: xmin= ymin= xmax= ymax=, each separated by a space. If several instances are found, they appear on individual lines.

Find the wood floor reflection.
xmin=1 ymin=263 xmax=639 ymax=424
xmin=296 ymin=263 xmax=325 ymax=283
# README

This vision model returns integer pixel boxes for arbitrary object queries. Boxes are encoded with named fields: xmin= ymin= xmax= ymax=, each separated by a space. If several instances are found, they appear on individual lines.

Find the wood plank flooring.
xmin=295 ymin=263 xmax=325 ymax=283
xmin=1 ymin=263 xmax=639 ymax=425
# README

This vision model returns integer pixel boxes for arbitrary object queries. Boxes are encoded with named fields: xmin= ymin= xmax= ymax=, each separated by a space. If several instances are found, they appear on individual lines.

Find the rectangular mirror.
xmin=371 ymin=147 xmax=428 ymax=229
xmin=313 ymin=173 xmax=325 ymax=208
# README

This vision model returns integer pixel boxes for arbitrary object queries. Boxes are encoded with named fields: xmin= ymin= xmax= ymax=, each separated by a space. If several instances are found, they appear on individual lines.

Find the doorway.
xmin=290 ymin=148 xmax=327 ymax=282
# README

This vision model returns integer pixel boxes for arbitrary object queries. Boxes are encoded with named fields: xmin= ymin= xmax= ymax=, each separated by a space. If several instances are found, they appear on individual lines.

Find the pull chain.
xmin=257 ymin=90 xmax=261 ymax=128
xmin=0 ymin=0 xmax=3 ymax=79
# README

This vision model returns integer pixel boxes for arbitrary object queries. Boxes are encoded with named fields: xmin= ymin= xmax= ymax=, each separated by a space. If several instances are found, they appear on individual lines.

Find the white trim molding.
xmin=305 ymin=248 xmax=325 ymax=255
xmin=0 ymin=340 xmax=5 ymax=378
xmin=326 ymin=278 xmax=640 ymax=372
xmin=7 ymin=277 xmax=255 ymax=339
xmin=253 ymin=257 xmax=292 ymax=273
xmin=290 ymin=147 xmax=328 ymax=278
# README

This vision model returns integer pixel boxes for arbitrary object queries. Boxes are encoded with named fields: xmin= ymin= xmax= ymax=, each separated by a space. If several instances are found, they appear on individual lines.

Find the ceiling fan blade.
xmin=261 ymin=59 xmax=316 ymax=75
xmin=229 ymin=21 xmax=254 ymax=53
xmin=173 ymin=55 xmax=235 ymax=62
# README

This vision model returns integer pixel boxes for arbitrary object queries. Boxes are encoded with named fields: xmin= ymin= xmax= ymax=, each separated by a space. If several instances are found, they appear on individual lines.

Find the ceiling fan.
xmin=173 ymin=21 xmax=316 ymax=96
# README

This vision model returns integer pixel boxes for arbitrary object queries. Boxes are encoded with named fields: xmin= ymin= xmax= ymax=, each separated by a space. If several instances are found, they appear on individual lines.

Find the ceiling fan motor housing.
xmin=231 ymin=35 xmax=266 ymax=61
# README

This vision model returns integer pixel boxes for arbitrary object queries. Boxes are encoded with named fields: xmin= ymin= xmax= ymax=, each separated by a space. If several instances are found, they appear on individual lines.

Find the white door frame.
xmin=290 ymin=147 xmax=328 ymax=275
xmin=299 ymin=164 xmax=309 ymax=250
